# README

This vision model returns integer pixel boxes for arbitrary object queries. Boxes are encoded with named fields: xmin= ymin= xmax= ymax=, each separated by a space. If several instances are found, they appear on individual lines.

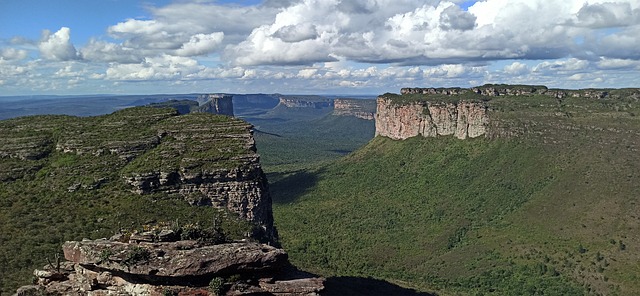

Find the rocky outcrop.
xmin=333 ymin=99 xmax=376 ymax=120
xmin=196 ymin=94 xmax=234 ymax=116
xmin=375 ymin=96 xmax=488 ymax=140
xmin=277 ymin=96 xmax=333 ymax=109
xmin=19 ymin=234 xmax=324 ymax=296
xmin=401 ymin=85 xmax=640 ymax=100
xmin=121 ymin=114 xmax=275 ymax=239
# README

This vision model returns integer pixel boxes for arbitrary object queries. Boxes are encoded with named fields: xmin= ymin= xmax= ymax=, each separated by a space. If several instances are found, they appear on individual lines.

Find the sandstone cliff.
xmin=333 ymin=98 xmax=376 ymax=120
xmin=277 ymin=96 xmax=333 ymax=109
xmin=401 ymin=84 xmax=640 ymax=100
xmin=196 ymin=94 xmax=235 ymax=116
xmin=378 ymin=85 xmax=640 ymax=142
xmin=375 ymin=96 xmax=488 ymax=140
xmin=0 ymin=107 xmax=274 ymax=239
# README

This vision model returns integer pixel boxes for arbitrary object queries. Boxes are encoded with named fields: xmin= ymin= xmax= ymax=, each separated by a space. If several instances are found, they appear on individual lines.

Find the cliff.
xmin=196 ymin=94 xmax=235 ymax=116
xmin=401 ymin=84 xmax=640 ymax=100
xmin=333 ymin=98 xmax=376 ymax=120
xmin=0 ymin=107 xmax=280 ymax=292
xmin=375 ymin=96 xmax=488 ymax=140
xmin=277 ymin=96 xmax=333 ymax=109
xmin=119 ymin=112 xmax=274 ymax=238
xmin=377 ymin=85 xmax=640 ymax=141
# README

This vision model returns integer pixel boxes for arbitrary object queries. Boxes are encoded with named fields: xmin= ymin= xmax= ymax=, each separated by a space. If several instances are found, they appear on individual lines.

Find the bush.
xmin=208 ymin=277 xmax=225 ymax=296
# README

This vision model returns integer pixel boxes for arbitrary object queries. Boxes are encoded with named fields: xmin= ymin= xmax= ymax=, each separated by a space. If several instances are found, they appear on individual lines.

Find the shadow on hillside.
xmin=322 ymin=276 xmax=436 ymax=296
xmin=268 ymin=169 xmax=320 ymax=204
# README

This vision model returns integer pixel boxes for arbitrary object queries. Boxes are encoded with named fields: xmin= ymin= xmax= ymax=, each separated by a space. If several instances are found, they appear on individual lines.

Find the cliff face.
xmin=333 ymin=98 xmax=376 ymax=120
xmin=401 ymin=85 xmax=640 ymax=99
xmin=0 ymin=107 xmax=274 ymax=238
xmin=277 ymin=96 xmax=333 ymax=109
xmin=196 ymin=94 xmax=234 ymax=116
xmin=375 ymin=97 xmax=488 ymax=140
xmin=119 ymin=112 xmax=274 ymax=238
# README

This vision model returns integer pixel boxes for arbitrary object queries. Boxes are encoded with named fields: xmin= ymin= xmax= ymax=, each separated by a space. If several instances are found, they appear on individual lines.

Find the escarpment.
xmin=277 ymin=96 xmax=334 ymax=109
xmin=378 ymin=84 xmax=640 ymax=142
xmin=196 ymin=94 xmax=235 ymax=116
xmin=333 ymin=98 xmax=376 ymax=120
xmin=375 ymin=97 xmax=488 ymax=140
xmin=0 ymin=107 xmax=275 ymax=238
xmin=121 ymin=113 xmax=275 ymax=238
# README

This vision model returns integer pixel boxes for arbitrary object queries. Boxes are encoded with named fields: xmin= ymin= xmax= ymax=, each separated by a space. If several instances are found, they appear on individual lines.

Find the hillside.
xmin=270 ymin=86 xmax=640 ymax=295
xmin=0 ymin=107 xmax=276 ymax=293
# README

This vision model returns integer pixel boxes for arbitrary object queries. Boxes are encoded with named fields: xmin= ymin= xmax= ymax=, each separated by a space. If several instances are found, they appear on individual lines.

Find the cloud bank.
xmin=2 ymin=0 xmax=640 ymax=95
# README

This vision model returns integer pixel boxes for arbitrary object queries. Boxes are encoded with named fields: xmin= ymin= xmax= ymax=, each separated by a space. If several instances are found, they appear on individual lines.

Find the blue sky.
xmin=1 ymin=0 xmax=640 ymax=95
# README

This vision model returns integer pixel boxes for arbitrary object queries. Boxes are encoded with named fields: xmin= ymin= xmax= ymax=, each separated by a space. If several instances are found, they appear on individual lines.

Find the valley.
xmin=2 ymin=85 xmax=640 ymax=295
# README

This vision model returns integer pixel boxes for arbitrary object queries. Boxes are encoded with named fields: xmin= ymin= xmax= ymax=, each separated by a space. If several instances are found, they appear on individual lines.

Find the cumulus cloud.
xmin=7 ymin=0 xmax=640 ymax=94
xmin=504 ymin=62 xmax=529 ymax=75
xmin=0 ymin=48 xmax=28 ymax=61
xmin=80 ymin=40 xmax=143 ymax=63
xmin=175 ymin=32 xmax=225 ymax=56
xmin=38 ymin=27 xmax=79 ymax=61
xmin=574 ymin=2 xmax=640 ymax=28
xmin=596 ymin=58 xmax=640 ymax=69
xmin=272 ymin=24 xmax=318 ymax=42
xmin=534 ymin=58 xmax=590 ymax=73
xmin=105 ymin=55 xmax=201 ymax=81
xmin=439 ymin=5 xmax=476 ymax=31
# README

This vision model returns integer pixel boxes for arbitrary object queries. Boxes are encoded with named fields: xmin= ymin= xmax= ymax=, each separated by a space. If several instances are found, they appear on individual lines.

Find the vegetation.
xmin=0 ymin=107 xmax=257 ymax=294
xmin=259 ymin=91 xmax=640 ymax=295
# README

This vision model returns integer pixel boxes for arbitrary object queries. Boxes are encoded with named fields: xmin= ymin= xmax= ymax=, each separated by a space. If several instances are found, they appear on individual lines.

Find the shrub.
xmin=208 ymin=277 xmax=225 ymax=296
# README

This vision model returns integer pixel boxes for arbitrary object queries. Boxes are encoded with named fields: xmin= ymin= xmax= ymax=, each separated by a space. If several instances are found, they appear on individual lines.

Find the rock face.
xmin=277 ymin=96 xmax=333 ymax=109
xmin=333 ymin=98 xmax=376 ymax=120
xmin=196 ymin=94 xmax=234 ymax=116
xmin=375 ymin=96 xmax=489 ymax=140
xmin=120 ymin=113 xmax=275 ymax=239
xmin=21 ymin=235 xmax=324 ymax=296
xmin=401 ymin=84 xmax=640 ymax=100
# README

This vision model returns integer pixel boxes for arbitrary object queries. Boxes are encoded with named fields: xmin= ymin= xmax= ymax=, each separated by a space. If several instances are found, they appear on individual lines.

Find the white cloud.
xmin=534 ymin=58 xmax=589 ymax=72
xmin=38 ymin=27 xmax=79 ymax=61
xmin=80 ymin=40 xmax=142 ymax=63
xmin=0 ymin=48 xmax=28 ymax=61
xmin=175 ymin=32 xmax=224 ymax=56
xmin=297 ymin=68 xmax=318 ymax=78
xmin=105 ymin=55 xmax=202 ymax=81
xmin=573 ymin=2 xmax=640 ymax=28
xmin=504 ymin=62 xmax=529 ymax=75
xmin=596 ymin=58 xmax=640 ymax=69
xmin=272 ymin=24 xmax=318 ymax=42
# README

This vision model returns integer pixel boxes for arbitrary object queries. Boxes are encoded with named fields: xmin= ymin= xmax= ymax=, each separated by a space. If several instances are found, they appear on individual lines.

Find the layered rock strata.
xmin=375 ymin=97 xmax=489 ymax=140
xmin=277 ymin=96 xmax=333 ymax=109
xmin=18 ymin=235 xmax=324 ymax=295
xmin=333 ymin=98 xmax=376 ymax=120
xmin=401 ymin=85 xmax=640 ymax=99
xmin=196 ymin=94 xmax=234 ymax=116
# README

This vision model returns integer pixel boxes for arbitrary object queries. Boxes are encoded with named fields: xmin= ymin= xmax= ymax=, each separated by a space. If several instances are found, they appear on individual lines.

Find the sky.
xmin=1 ymin=0 xmax=640 ymax=95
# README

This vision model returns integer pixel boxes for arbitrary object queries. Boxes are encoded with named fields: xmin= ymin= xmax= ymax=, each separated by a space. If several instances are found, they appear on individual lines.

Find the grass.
xmin=0 ymin=107 xmax=258 ymax=294
xmin=263 ymin=91 xmax=640 ymax=295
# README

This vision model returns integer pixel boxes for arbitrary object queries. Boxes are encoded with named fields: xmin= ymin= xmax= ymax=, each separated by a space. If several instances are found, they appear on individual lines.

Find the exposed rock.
xmin=401 ymin=84 xmax=640 ymax=100
xmin=277 ymin=96 xmax=333 ymax=109
xmin=20 ymin=237 xmax=324 ymax=296
xmin=333 ymin=98 xmax=376 ymax=120
xmin=196 ymin=94 xmax=234 ymax=116
xmin=62 ymin=240 xmax=288 ymax=279
xmin=375 ymin=97 xmax=488 ymax=140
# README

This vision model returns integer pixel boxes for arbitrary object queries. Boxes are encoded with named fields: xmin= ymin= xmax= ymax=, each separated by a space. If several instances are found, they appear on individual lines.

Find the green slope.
xmin=272 ymin=131 xmax=639 ymax=295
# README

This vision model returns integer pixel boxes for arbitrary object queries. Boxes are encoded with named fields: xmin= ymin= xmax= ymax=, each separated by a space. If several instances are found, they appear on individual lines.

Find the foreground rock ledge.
xmin=17 ymin=238 xmax=324 ymax=296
